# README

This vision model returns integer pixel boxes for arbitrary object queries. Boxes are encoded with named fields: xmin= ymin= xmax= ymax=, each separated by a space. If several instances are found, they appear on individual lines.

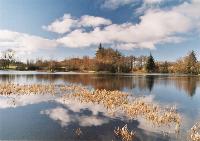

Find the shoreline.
xmin=0 ymin=70 xmax=199 ymax=76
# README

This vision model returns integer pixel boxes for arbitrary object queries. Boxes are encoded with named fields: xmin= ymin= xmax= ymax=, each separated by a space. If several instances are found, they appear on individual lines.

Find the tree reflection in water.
xmin=172 ymin=76 xmax=197 ymax=97
xmin=0 ymin=74 xmax=199 ymax=97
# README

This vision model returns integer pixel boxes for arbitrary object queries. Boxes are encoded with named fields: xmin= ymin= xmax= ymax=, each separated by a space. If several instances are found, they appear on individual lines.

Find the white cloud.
xmin=136 ymin=0 xmax=163 ymax=14
xmin=0 ymin=29 xmax=59 ymax=55
xmin=0 ymin=0 xmax=199 ymax=55
xmin=57 ymin=9 xmax=192 ymax=49
xmin=173 ymin=0 xmax=200 ymax=30
xmin=144 ymin=0 xmax=163 ymax=4
xmin=41 ymin=0 xmax=200 ymax=50
xmin=57 ymin=28 xmax=106 ymax=48
xmin=42 ymin=14 xmax=77 ymax=34
xmin=79 ymin=15 xmax=112 ymax=27
xmin=57 ymin=0 xmax=199 ymax=50
xmin=43 ymin=14 xmax=112 ymax=34
xmin=101 ymin=0 xmax=163 ymax=9
xmin=102 ymin=0 xmax=135 ymax=9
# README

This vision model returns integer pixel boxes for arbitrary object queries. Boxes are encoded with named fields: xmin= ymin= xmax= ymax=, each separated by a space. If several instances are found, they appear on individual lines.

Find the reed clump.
xmin=60 ymin=84 xmax=88 ymax=94
xmin=72 ymin=89 xmax=128 ymax=109
xmin=189 ymin=122 xmax=200 ymax=141
xmin=75 ymin=128 xmax=83 ymax=137
xmin=0 ymin=83 xmax=55 ymax=95
xmin=122 ymin=100 xmax=181 ymax=128
xmin=114 ymin=124 xmax=135 ymax=141
xmin=60 ymin=85 xmax=181 ymax=131
xmin=0 ymin=83 xmax=181 ymax=132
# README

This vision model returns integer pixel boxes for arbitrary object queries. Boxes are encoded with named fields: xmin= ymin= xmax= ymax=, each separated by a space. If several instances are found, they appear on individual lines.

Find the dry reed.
xmin=0 ymin=83 xmax=55 ymax=95
xmin=114 ymin=124 xmax=135 ymax=141
xmin=0 ymin=83 xmax=181 ymax=134
xmin=75 ymin=128 xmax=83 ymax=136
xmin=60 ymin=85 xmax=181 ymax=131
xmin=189 ymin=122 xmax=200 ymax=141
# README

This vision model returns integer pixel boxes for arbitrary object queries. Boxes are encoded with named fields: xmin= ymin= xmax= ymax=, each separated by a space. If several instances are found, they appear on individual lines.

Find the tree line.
xmin=0 ymin=44 xmax=199 ymax=74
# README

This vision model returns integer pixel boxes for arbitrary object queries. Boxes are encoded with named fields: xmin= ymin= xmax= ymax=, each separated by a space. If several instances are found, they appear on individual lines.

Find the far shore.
xmin=0 ymin=70 xmax=199 ymax=76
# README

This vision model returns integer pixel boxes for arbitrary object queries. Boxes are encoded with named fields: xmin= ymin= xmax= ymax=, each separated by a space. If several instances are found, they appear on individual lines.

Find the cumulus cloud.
xmin=56 ymin=0 xmax=200 ymax=50
xmin=43 ymin=14 xmax=112 ymax=34
xmin=42 ymin=14 xmax=77 ymax=34
xmin=79 ymin=15 xmax=112 ymax=27
xmin=173 ymin=0 xmax=200 ymax=30
xmin=0 ymin=0 xmax=199 ymax=54
xmin=40 ymin=0 xmax=200 ymax=50
xmin=57 ymin=9 xmax=192 ymax=49
xmin=135 ymin=0 xmax=164 ymax=14
xmin=0 ymin=29 xmax=59 ymax=52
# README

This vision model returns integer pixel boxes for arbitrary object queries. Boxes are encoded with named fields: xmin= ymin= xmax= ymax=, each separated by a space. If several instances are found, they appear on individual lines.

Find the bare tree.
xmin=0 ymin=49 xmax=15 ymax=69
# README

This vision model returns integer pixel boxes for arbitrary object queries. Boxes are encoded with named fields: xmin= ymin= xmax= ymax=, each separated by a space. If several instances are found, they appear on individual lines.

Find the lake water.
xmin=0 ymin=71 xmax=200 ymax=141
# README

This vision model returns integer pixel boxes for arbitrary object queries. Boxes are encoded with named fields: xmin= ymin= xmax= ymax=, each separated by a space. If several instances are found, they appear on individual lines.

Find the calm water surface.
xmin=0 ymin=71 xmax=200 ymax=141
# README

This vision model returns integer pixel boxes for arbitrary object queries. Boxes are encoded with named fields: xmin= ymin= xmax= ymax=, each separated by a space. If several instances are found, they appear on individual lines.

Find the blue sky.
xmin=0 ymin=0 xmax=200 ymax=61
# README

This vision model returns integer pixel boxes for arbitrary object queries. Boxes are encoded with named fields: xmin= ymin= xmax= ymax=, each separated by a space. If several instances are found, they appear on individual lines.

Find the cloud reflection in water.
xmin=0 ymin=94 xmax=57 ymax=109
xmin=40 ymin=107 xmax=109 ymax=127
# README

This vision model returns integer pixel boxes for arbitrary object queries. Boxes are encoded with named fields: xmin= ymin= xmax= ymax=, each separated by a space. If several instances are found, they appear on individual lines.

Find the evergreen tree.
xmin=95 ymin=43 xmax=104 ymax=61
xmin=185 ymin=50 xmax=198 ymax=74
xmin=145 ymin=53 xmax=156 ymax=73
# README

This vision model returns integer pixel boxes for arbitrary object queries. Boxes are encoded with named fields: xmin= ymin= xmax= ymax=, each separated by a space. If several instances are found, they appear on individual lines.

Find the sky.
xmin=0 ymin=0 xmax=200 ymax=62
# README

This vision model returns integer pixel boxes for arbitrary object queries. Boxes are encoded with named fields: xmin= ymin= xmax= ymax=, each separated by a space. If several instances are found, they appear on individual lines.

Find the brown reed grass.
xmin=75 ymin=128 xmax=83 ymax=137
xmin=0 ymin=83 xmax=55 ymax=95
xmin=189 ymin=122 xmax=200 ymax=141
xmin=60 ymin=85 xmax=181 ymax=131
xmin=0 ymin=83 xmax=181 ymax=133
xmin=114 ymin=124 xmax=135 ymax=141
